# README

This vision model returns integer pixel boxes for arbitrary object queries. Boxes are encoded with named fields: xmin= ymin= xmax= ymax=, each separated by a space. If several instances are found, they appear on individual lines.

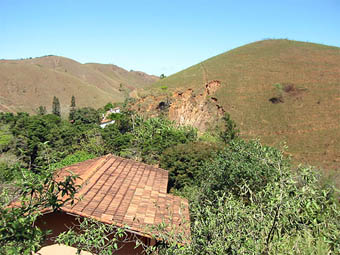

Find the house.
xmin=36 ymin=154 xmax=190 ymax=254
xmin=99 ymin=119 xmax=116 ymax=128
xmin=100 ymin=107 xmax=120 ymax=128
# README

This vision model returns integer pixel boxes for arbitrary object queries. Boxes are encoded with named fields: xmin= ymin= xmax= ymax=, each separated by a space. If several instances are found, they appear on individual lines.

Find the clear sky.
xmin=1 ymin=0 xmax=339 ymax=76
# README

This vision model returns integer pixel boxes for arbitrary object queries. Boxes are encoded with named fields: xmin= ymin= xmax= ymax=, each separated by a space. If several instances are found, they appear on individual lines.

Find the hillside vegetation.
xmin=143 ymin=39 xmax=340 ymax=176
xmin=0 ymin=56 xmax=158 ymax=115
xmin=1 ymin=110 xmax=339 ymax=254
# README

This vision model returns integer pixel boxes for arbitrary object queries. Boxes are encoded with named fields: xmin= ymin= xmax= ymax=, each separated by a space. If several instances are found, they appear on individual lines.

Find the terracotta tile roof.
xmin=56 ymin=154 xmax=190 ymax=240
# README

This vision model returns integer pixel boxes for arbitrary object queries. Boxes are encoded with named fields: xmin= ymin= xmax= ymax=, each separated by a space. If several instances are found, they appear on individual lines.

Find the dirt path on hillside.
xmin=200 ymin=63 xmax=208 ymax=84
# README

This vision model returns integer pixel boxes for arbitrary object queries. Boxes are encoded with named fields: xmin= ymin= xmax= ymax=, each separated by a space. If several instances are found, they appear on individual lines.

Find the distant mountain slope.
xmin=0 ymin=56 xmax=158 ymax=114
xmin=139 ymin=40 xmax=340 ymax=174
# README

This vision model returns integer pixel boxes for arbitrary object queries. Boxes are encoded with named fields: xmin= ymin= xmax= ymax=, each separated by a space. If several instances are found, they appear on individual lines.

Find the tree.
xmin=69 ymin=96 xmax=76 ymax=121
xmin=36 ymin=106 xmax=47 ymax=116
xmin=104 ymin=102 xmax=114 ymax=111
xmin=219 ymin=113 xmax=239 ymax=144
xmin=73 ymin=107 xmax=100 ymax=125
xmin=160 ymin=74 xmax=167 ymax=79
xmin=52 ymin=96 xmax=61 ymax=117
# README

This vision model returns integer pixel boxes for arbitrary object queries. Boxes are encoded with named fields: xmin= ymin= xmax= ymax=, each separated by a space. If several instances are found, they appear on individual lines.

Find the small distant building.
xmin=100 ymin=107 xmax=121 ymax=128
xmin=36 ymin=154 xmax=190 ymax=254
xmin=99 ymin=119 xmax=116 ymax=128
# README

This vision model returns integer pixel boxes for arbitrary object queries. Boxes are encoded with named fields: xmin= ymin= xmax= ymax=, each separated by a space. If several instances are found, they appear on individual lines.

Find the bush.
xmin=154 ymin=142 xmax=340 ymax=255
xmin=219 ymin=113 xmax=239 ymax=144
xmin=50 ymin=151 xmax=96 ymax=170
xmin=160 ymin=141 xmax=221 ymax=191
xmin=199 ymin=139 xmax=288 ymax=201
xmin=0 ymin=163 xmax=21 ymax=183
xmin=132 ymin=117 xmax=197 ymax=163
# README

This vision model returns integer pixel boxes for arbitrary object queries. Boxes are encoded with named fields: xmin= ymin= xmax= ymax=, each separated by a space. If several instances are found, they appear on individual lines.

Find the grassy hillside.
xmin=149 ymin=39 xmax=340 ymax=176
xmin=0 ymin=56 xmax=158 ymax=115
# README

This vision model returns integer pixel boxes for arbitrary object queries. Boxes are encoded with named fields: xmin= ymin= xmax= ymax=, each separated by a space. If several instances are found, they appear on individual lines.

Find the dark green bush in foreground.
xmin=153 ymin=140 xmax=340 ymax=255
xmin=160 ymin=141 xmax=221 ymax=191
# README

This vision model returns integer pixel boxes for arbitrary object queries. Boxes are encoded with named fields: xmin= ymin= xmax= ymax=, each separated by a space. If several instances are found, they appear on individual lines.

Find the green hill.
xmin=144 ymin=39 xmax=340 ymax=177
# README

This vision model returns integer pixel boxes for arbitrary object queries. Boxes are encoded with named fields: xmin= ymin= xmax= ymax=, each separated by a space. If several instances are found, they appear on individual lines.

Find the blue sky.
xmin=1 ymin=0 xmax=339 ymax=75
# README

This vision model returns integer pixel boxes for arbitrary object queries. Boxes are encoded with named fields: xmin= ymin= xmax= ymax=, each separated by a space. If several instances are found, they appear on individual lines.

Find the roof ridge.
xmin=77 ymin=154 xmax=112 ymax=185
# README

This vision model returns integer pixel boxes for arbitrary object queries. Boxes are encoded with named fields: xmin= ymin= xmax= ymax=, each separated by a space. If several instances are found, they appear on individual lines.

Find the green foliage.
xmin=57 ymin=218 xmax=135 ymax=255
xmin=73 ymin=107 xmax=100 ymax=125
xmin=101 ymin=124 xmax=133 ymax=157
xmin=160 ymin=74 xmax=167 ymax=79
xmin=50 ymin=151 xmax=96 ymax=170
xmin=69 ymin=95 xmax=76 ymax=121
xmin=154 ymin=143 xmax=340 ymax=255
xmin=4 ymin=112 xmax=102 ymax=170
xmin=0 ymin=105 xmax=338 ymax=254
xmin=0 ymin=162 xmax=21 ymax=183
xmin=219 ymin=113 xmax=239 ymax=144
xmin=273 ymin=83 xmax=283 ymax=91
xmin=0 ymin=124 xmax=13 ymax=152
xmin=36 ymin=106 xmax=47 ymax=116
xmin=52 ymin=96 xmax=61 ymax=117
xmin=0 ymin=112 xmax=15 ymax=123
xmin=132 ymin=117 xmax=197 ymax=163
xmin=104 ymin=102 xmax=114 ymax=111
xmin=0 ymin=168 xmax=79 ymax=254
xmin=200 ymin=139 xmax=289 ymax=200
xmin=160 ymin=141 xmax=220 ymax=191
xmin=78 ymin=128 xmax=106 ymax=156
xmin=10 ymin=114 xmax=77 ymax=169
xmin=71 ymin=95 xmax=76 ymax=108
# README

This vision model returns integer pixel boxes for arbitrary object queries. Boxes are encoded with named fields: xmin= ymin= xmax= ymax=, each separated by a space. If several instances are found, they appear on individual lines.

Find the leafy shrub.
xmin=0 ymin=168 xmax=79 ymax=254
xmin=154 ymin=143 xmax=340 ymax=255
xmin=199 ymin=139 xmax=287 ymax=200
xmin=219 ymin=113 xmax=239 ymax=144
xmin=57 ymin=218 xmax=133 ymax=255
xmin=50 ymin=151 xmax=96 ymax=170
xmin=171 ymin=174 xmax=339 ymax=254
xmin=132 ymin=117 xmax=197 ymax=163
xmin=160 ymin=141 xmax=221 ymax=191
xmin=0 ymin=125 xmax=13 ymax=152
xmin=104 ymin=102 xmax=114 ymax=111
xmin=0 ymin=162 xmax=21 ymax=183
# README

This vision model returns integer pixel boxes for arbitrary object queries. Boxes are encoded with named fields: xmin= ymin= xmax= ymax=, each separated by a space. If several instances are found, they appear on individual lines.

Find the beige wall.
xmin=36 ymin=211 xmax=149 ymax=255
